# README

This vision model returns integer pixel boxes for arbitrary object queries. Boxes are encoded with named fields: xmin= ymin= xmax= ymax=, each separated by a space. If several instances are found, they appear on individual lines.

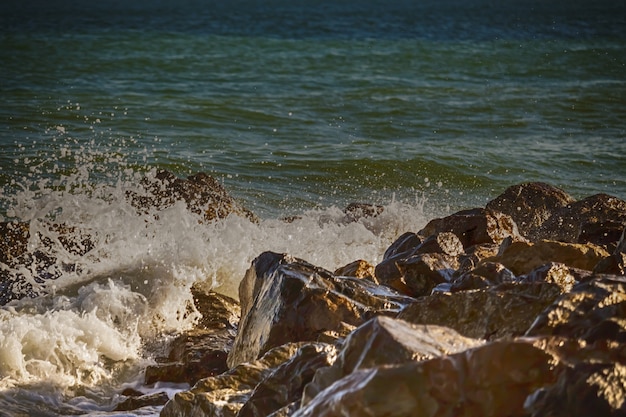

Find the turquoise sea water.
xmin=0 ymin=0 xmax=625 ymax=415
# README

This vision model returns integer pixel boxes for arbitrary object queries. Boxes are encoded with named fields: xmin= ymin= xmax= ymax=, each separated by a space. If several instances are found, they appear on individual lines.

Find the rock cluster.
xmin=154 ymin=182 xmax=626 ymax=417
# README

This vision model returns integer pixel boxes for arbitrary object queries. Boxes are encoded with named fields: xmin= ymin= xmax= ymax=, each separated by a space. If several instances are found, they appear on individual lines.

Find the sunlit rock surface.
xmin=485 ymin=182 xmax=575 ymax=241
xmin=302 ymin=316 xmax=483 ymax=405
xmin=228 ymin=251 xmax=414 ymax=368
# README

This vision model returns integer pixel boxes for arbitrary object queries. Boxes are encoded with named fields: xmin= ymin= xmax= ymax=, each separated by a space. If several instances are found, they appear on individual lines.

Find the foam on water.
xmin=0 ymin=136 xmax=430 ymax=414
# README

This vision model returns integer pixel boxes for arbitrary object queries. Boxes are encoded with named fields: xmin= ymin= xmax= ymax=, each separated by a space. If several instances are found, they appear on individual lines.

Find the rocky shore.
xmin=2 ymin=174 xmax=626 ymax=416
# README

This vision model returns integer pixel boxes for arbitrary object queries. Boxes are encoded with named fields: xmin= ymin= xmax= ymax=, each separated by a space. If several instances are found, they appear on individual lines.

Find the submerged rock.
xmin=229 ymin=251 xmax=414 ymax=368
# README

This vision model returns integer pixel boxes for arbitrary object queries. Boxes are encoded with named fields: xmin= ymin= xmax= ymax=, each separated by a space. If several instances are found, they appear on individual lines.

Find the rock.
xmin=294 ymin=338 xmax=560 ymax=417
xmin=128 ymin=170 xmax=258 ymax=223
xmin=594 ymin=227 xmax=626 ymax=275
xmin=302 ymin=316 xmax=483 ymax=405
xmin=525 ymin=275 xmax=626 ymax=343
xmin=485 ymin=182 xmax=575 ymax=241
xmin=114 ymin=391 xmax=169 ymax=411
xmin=484 ymin=239 xmax=609 ymax=275
xmin=161 ymin=342 xmax=333 ymax=417
xmin=517 ymin=262 xmax=589 ymax=293
xmin=532 ymin=193 xmax=626 ymax=244
xmin=455 ymin=243 xmax=501 ymax=277
xmin=418 ymin=208 xmax=523 ymax=249
xmin=333 ymin=259 xmax=377 ymax=283
xmin=229 ymin=252 xmax=414 ymax=368
xmin=342 ymin=202 xmax=384 ymax=222
xmin=393 ymin=252 xmax=459 ymax=297
xmin=237 ymin=343 xmax=337 ymax=417
xmin=398 ymin=282 xmax=562 ymax=340
xmin=375 ymin=232 xmax=463 ymax=296
xmin=145 ymin=289 xmax=240 ymax=385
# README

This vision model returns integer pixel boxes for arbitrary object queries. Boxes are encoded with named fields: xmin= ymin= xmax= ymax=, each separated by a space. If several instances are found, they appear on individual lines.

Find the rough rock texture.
xmin=161 ymin=343 xmax=316 ymax=417
xmin=294 ymin=338 xmax=560 ymax=417
xmin=398 ymin=282 xmax=562 ymax=340
xmin=128 ymin=170 xmax=258 ymax=223
xmin=114 ymin=391 xmax=169 ymax=412
xmin=394 ymin=252 xmax=459 ymax=296
xmin=418 ymin=208 xmax=523 ymax=249
xmin=228 ymin=252 xmax=414 ymax=368
xmin=333 ymin=259 xmax=377 ymax=282
xmin=145 ymin=289 xmax=240 ymax=385
xmin=525 ymin=275 xmax=626 ymax=343
xmin=532 ymin=193 xmax=626 ymax=244
xmin=485 ymin=239 xmax=609 ymax=275
xmin=302 ymin=316 xmax=483 ymax=405
xmin=485 ymin=182 xmax=575 ymax=241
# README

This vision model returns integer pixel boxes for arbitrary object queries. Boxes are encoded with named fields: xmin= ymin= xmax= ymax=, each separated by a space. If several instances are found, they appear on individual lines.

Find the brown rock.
xmin=485 ymin=182 xmax=575 ymax=241
xmin=114 ymin=391 xmax=169 ymax=412
xmin=532 ymin=193 xmax=626 ymax=244
xmin=294 ymin=338 xmax=560 ymax=417
xmin=161 ymin=342 xmax=313 ymax=417
xmin=485 ymin=239 xmax=609 ymax=275
xmin=394 ymin=252 xmax=459 ymax=297
xmin=525 ymin=275 xmax=626 ymax=343
xmin=342 ymin=202 xmax=384 ymax=222
xmin=333 ymin=259 xmax=377 ymax=283
xmin=398 ymin=282 xmax=562 ymax=340
xmin=302 ymin=316 xmax=483 ymax=405
xmin=229 ymin=252 xmax=414 ymax=368
xmin=518 ymin=262 xmax=590 ymax=293
xmin=418 ymin=208 xmax=523 ymax=249
xmin=128 ymin=170 xmax=257 ymax=223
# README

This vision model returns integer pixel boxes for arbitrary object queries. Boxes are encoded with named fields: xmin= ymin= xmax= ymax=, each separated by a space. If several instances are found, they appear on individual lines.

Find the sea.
xmin=1 ymin=0 xmax=625 ymax=415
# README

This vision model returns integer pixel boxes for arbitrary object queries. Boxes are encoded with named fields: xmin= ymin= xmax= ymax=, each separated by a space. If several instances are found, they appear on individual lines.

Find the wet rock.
xmin=128 ymin=170 xmax=258 ymax=223
xmin=532 ymin=193 xmax=626 ymax=244
xmin=418 ymin=208 xmax=523 ymax=249
xmin=161 ymin=342 xmax=332 ymax=417
xmin=375 ymin=232 xmax=463 ymax=296
xmin=294 ymin=338 xmax=560 ymax=417
xmin=517 ymin=262 xmax=588 ymax=293
xmin=333 ymin=259 xmax=377 ymax=283
xmin=302 ymin=316 xmax=483 ymax=405
xmin=594 ymin=227 xmax=626 ymax=275
xmin=114 ymin=391 xmax=169 ymax=412
xmin=485 ymin=239 xmax=609 ymax=275
xmin=237 ymin=343 xmax=337 ymax=417
xmin=485 ymin=182 xmax=575 ymax=241
xmin=145 ymin=289 xmax=240 ymax=385
xmin=398 ymin=282 xmax=562 ymax=340
xmin=525 ymin=275 xmax=626 ymax=343
xmin=455 ymin=243 xmax=501 ymax=276
xmin=229 ymin=252 xmax=414 ymax=368
xmin=342 ymin=202 xmax=384 ymax=222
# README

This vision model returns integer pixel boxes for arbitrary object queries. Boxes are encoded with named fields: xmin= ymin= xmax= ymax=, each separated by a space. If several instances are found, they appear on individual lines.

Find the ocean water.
xmin=1 ymin=0 xmax=625 ymax=415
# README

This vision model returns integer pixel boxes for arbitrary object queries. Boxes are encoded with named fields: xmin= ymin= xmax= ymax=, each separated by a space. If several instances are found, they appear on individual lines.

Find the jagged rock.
xmin=302 ymin=316 xmax=483 ymax=405
xmin=398 ymin=282 xmax=562 ymax=340
xmin=484 ymin=239 xmax=609 ymax=275
xmin=517 ymin=262 xmax=589 ymax=293
xmin=532 ymin=193 xmax=626 ymax=244
xmin=455 ymin=243 xmax=501 ymax=276
xmin=333 ymin=259 xmax=377 ymax=283
xmin=294 ymin=338 xmax=560 ymax=417
xmin=145 ymin=289 xmax=240 ymax=385
xmin=128 ymin=170 xmax=258 ymax=223
xmin=161 ymin=343 xmax=332 ymax=417
xmin=237 ymin=343 xmax=337 ymax=417
xmin=375 ymin=232 xmax=463 ymax=296
xmin=342 ymin=202 xmax=384 ymax=222
xmin=114 ymin=391 xmax=169 ymax=411
xmin=418 ymin=208 xmax=523 ymax=249
xmin=485 ymin=182 xmax=575 ymax=241
xmin=446 ymin=262 xmax=516 ymax=292
xmin=594 ymin=228 xmax=626 ymax=275
xmin=229 ymin=252 xmax=414 ymax=368
xmin=525 ymin=275 xmax=626 ymax=343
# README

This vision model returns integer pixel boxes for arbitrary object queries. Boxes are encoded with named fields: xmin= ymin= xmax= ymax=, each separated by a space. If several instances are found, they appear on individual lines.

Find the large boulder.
xmin=228 ymin=252 xmax=414 ymax=368
xmin=294 ymin=338 xmax=561 ymax=417
xmin=418 ymin=208 xmax=523 ymax=249
xmin=532 ymin=193 xmax=626 ymax=245
xmin=484 ymin=239 xmax=609 ymax=275
xmin=398 ymin=282 xmax=562 ymax=340
xmin=485 ymin=182 xmax=575 ymax=241
xmin=525 ymin=275 xmax=626 ymax=343
xmin=302 ymin=316 xmax=483 ymax=405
